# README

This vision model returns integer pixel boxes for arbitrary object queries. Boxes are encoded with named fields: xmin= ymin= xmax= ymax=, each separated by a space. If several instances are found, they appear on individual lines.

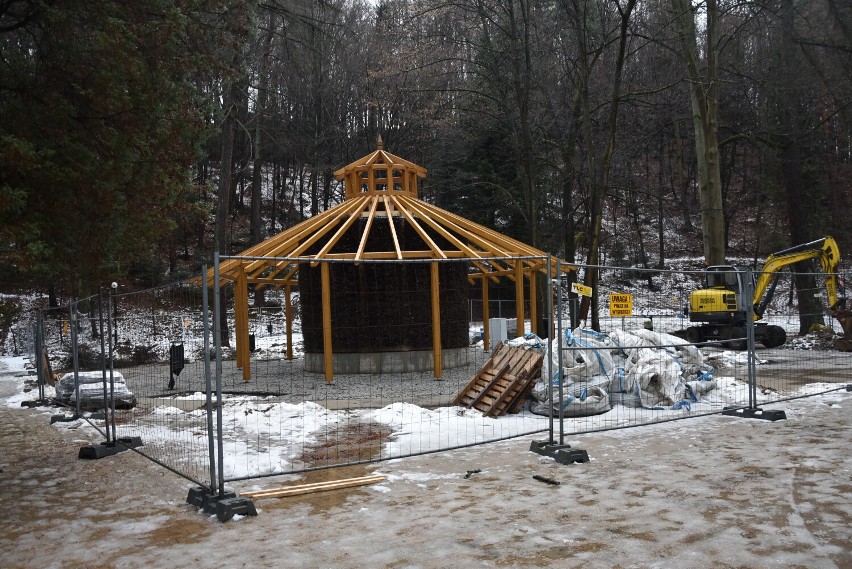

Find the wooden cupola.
xmin=334 ymin=136 xmax=426 ymax=199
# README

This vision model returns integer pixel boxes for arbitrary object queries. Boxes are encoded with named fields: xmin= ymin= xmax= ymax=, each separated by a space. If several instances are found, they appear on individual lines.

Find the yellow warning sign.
xmin=609 ymin=293 xmax=633 ymax=317
xmin=571 ymin=282 xmax=593 ymax=297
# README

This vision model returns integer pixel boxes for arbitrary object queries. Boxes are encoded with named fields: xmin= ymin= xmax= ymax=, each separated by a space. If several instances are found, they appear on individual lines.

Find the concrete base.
xmin=186 ymin=487 xmax=258 ymax=522
xmin=304 ymin=347 xmax=470 ymax=374
xmin=78 ymin=436 xmax=144 ymax=459
xmin=722 ymin=406 xmax=787 ymax=421
xmin=529 ymin=439 xmax=590 ymax=465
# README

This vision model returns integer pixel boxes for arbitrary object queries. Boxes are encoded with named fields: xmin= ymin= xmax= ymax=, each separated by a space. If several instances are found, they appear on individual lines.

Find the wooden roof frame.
xmin=204 ymin=140 xmax=576 ymax=383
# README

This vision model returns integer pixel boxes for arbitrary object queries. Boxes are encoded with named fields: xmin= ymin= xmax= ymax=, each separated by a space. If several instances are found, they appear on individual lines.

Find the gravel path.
xmin=120 ymin=347 xmax=492 ymax=406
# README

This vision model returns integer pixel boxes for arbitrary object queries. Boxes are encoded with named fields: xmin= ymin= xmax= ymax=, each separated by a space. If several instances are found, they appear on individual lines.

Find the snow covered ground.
xmin=1 ymin=352 xmax=850 ymax=569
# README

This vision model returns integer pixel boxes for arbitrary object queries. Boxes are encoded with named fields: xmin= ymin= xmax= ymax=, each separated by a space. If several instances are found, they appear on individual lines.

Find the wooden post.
xmin=481 ymin=276 xmax=490 ymax=351
xmin=285 ymin=283 xmax=293 ymax=361
xmin=235 ymin=274 xmax=245 ymax=370
xmin=321 ymin=261 xmax=333 ymax=382
xmin=529 ymin=270 xmax=538 ymax=338
xmin=431 ymin=261 xmax=442 ymax=378
xmin=515 ymin=262 xmax=525 ymax=337
xmin=236 ymin=270 xmax=252 ymax=381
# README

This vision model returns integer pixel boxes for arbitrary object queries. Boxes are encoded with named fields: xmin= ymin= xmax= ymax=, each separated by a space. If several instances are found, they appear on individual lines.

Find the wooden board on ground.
xmin=452 ymin=343 xmax=544 ymax=417
xmin=241 ymin=474 xmax=386 ymax=500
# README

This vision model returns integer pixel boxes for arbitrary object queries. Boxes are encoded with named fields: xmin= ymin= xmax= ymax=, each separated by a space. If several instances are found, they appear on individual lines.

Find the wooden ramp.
xmin=452 ymin=343 xmax=544 ymax=417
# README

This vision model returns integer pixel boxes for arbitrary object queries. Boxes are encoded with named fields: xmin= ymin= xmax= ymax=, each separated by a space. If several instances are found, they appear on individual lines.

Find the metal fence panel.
xmin=212 ymin=256 xmax=552 ymax=483
xmin=16 ymin=260 xmax=851 ymax=491
xmin=101 ymin=280 xmax=214 ymax=488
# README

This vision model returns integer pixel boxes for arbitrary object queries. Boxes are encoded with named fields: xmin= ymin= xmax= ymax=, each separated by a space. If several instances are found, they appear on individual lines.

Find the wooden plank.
xmin=243 ymin=475 xmax=386 ymax=500
xmin=452 ymin=342 xmax=504 ymax=406
xmin=469 ymin=364 xmax=510 ymax=409
xmin=383 ymin=196 xmax=402 ymax=259
xmin=482 ymin=376 xmax=523 ymax=416
xmin=391 ymin=195 xmax=447 ymax=259
xmin=285 ymin=283 xmax=293 ymax=361
xmin=506 ymin=356 xmax=544 ymax=414
xmin=321 ymin=262 xmax=333 ymax=383
xmin=452 ymin=342 xmax=544 ymax=418
xmin=430 ymin=261 xmax=442 ymax=378
xmin=355 ymin=196 xmax=380 ymax=260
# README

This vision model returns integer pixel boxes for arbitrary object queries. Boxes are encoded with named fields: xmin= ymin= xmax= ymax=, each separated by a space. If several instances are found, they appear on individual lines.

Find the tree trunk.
xmin=670 ymin=0 xmax=726 ymax=265
xmin=251 ymin=16 xmax=274 ymax=308
xmin=579 ymin=0 xmax=637 ymax=329
xmin=777 ymin=3 xmax=824 ymax=334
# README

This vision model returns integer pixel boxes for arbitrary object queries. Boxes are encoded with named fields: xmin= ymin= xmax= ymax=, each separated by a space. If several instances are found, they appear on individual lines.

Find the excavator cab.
xmin=690 ymin=266 xmax=752 ymax=320
xmin=705 ymin=267 xmax=741 ymax=289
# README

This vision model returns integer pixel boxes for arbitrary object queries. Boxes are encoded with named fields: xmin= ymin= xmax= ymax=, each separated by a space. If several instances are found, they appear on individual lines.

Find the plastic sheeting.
xmin=531 ymin=327 xmax=716 ymax=416
xmin=55 ymin=370 xmax=136 ymax=410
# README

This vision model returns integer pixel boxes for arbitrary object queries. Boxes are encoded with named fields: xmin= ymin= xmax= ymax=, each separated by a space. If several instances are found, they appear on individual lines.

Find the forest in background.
xmin=1 ymin=0 xmax=850 ymax=301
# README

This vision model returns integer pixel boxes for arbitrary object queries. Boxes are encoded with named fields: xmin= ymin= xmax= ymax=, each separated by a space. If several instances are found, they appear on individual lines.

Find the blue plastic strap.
xmin=573 ymin=337 xmax=609 ymax=375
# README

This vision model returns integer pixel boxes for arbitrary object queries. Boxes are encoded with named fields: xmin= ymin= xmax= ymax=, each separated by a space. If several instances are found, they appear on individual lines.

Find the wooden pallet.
xmin=452 ymin=343 xmax=544 ymax=417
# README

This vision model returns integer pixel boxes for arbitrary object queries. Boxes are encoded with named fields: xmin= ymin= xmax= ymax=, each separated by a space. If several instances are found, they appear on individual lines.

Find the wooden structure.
xmin=451 ymin=343 xmax=544 ymax=417
xmin=206 ymin=137 xmax=575 ymax=382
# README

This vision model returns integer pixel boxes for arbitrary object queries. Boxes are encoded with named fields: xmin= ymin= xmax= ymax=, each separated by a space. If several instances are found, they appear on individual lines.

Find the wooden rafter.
xmin=203 ymin=143 xmax=576 ymax=290
xmin=356 ymin=196 xmax=380 ymax=260
xmin=390 ymin=195 xmax=446 ymax=259
xmin=383 ymin=195 xmax=402 ymax=259
xmin=198 ymin=141 xmax=582 ymax=383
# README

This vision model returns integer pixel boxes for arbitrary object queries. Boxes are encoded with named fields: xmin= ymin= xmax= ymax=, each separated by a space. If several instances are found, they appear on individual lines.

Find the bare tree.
xmin=668 ymin=0 xmax=726 ymax=265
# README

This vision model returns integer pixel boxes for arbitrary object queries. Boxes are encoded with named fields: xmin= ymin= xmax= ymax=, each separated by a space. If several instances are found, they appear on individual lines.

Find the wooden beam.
xmin=482 ymin=277 xmax=490 ymax=351
xmin=236 ymin=269 xmax=252 ymax=380
xmin=529 ymin=270 xmax=538 ymax=338
xmin=321 ymin=262 xmax=333 ymax=383
xmin=219 ymin=203 xmax=348 ymax=276
xmin=383 ymin=196 xmax=402 ymax=259
xmin=286 ymin=196 xmax=368 ymax=259
xmin=228 ymin=195 xmax=367 ymax=277
xmin=242 ymin=475 xmax=386 ymax=500
xmin=390 ymin=195 xmax=446 ymax=259
xmin=400 ymin=196 xmax=500 ymax=276
xmin=312 ymin=197 xmax=371 ymax=262
xmin=399 ymin=197 xmax=480 ymax=259
xmin=431 ymin=261 xmax=442 ymax=378
xmin=355 ymin=196 xmax=380 ymax=260
xmin=515 ymin=262 xmax=525 ymax=338
xmin=285 ymin=283 xmax=293 ymax=361
xmin=412 ymin=200 xmax=530 ymax=255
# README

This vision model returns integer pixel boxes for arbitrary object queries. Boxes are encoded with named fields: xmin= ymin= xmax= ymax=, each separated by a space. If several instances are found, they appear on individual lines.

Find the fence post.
xmin=556 ymin=262 xmax=566 ymax=446
xmin=70 ymin=301 xmax=81 ymax=418
xmin=546 ymin=255 xmax=553 ymax=443
xmin=20 ymin=311 xmax=50 ymax=407
xmin=213 ymin=252 xmax=226 ymax=497
xmin=722 ymin=268 xmax=786 ymax=421
xmin=107 ymin=283 xmax=117 ymax=442
xmin=185 ymin=252 xmax=258 ymax=521
xmin=202 ymin=264 xmax=217 ymax=493
xmin=746 ymin=268 xmax=757 ymax=410
xmin=98 ymin=289 xmax=111 ymax=442
xmin=78 ymin=286 xmax=144 ymax=458
xmin=529 ymin=258 xmax=590 ymax=465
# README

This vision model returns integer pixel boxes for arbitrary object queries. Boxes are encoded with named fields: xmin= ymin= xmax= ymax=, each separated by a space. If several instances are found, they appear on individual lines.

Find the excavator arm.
xmin=753 ymin=237 xmax=842 ymax=317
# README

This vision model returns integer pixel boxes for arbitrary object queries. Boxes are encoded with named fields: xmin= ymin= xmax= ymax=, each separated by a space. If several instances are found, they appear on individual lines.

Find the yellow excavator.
xmin=677 ymin=237 xmax=848 ymax=349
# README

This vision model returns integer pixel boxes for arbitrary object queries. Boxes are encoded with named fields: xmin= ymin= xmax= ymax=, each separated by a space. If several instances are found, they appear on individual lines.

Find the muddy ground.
xmin=1 ymin=377 xmax=850 ymax=568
